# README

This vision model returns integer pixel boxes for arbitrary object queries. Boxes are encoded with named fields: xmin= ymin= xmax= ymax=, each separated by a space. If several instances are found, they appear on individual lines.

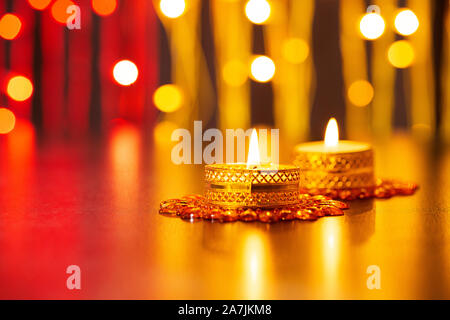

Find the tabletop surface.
xmin=1 ymin=124 xmax=450 ymax=299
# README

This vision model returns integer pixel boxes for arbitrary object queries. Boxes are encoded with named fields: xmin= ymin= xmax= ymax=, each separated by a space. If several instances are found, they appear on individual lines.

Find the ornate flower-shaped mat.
xmin=159 ymin=179 xmax=418 ymax=223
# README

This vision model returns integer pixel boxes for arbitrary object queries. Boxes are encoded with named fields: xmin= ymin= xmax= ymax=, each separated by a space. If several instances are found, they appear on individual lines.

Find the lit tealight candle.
xmin=205 ymin=129 xmax=300 ymax=208
xmin=293 ymin=118 xmax=375 ymax=196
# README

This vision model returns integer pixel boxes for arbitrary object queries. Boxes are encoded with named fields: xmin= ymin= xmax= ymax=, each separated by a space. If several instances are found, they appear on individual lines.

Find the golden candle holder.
xmin=204 ymin=164 xmax=300 ymax=208
xmin=292 ymin=118 xmax=418 ymax=200
xmin=293 ymin=143 xmax=375 ymax=191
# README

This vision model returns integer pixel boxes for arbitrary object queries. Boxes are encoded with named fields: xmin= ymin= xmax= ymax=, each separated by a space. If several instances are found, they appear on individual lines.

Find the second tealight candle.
xmin=293 ymin=118 xmax=375 ymax=198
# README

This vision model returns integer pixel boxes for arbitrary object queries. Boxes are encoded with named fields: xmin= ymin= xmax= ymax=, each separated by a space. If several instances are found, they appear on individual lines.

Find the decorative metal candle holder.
xmin=204 ymin=164 xmax=300 ymax=208
xmin=293 ymin=143 xmax=375 ymax=190
xmin=293 ymin=142 xmax=418 ymax=200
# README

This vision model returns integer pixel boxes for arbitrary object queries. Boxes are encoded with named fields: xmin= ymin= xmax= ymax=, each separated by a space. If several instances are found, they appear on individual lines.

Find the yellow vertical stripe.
xmin=371 ymin=0 xmax=396 ymax=138
xmin=409 ymin=0 xmax=435 ymax=139
xmin=154 ymin=0 xmax=210 ymax=128
xmin=340 ymin=0 xmax=370 ymax=140
xmin=266 ymin=0 xmax=314 ymax=144
xmin=212 ymin=0 xmax=251 ymax=130
xmin=442 ymin=3 xmax=450 ymax=141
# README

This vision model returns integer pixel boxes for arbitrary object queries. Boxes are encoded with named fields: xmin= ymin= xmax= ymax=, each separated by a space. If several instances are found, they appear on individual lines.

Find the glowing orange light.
xmin=394 ymin=9 xmax=419 ymax=36
xmin=282 ymin=38 xmax=309 ymax=64
xmin=7 ymin=76 xmax=34 ymax=102
xmin=247 ymin=129 xmax=261 ymax=168
xmin=28 ymin=0 xmax=52 ymax=10
xmin=51 ymin=0 xmax=75 ymax=24
xmin=222 ymin=60 xmax=248 ymax=87
xmin=153 ymin=84 xmax=183 ymax=112
xmin=359 ymin=13 xmax=385 ymax=40
xmin=92 ymin=0 xmax=117 ymax=16
xmin=159 ymin=0 xmax=186 ymax=19
xmin=388 ymin=40 xmax=415 ymax=68
xmin=111 ymin=122 xmax=139 ymax=169
xmin=245 ymin=0 xmax=271 ymax=25
xmin=348 ymin=80 xmax=374 ymax=107
xmin=0 ymin=14 xmax=22 ymax=40
xmin=113 ymin=60 xmax=139 ymax=86
xmin=324 ymin=118 xmax=339 ymax=147
xmin=250 ymin=55 xmax=276 ymax=83
xmin=0 ymin=108 xmax=16 ymax=134
xmin=153 ymin=121 xmax=178 ymax=145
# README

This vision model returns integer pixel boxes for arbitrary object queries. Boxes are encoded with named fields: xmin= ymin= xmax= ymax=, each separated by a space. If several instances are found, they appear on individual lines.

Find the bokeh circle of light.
xmin=250 ymin=56 xmax=275 ymax=83
xmin=92 ymin=0 xmax=117 ymax=16
xmin=282 ymin=38 xmax=309 ymax=64
xmin=0 ymin=108 xmax=16 ymax=134
xmin=113 ymin=60 xmax=139 ymax=86
xmin=348 ymin=80 xmax=374 ymax=107
xmin=159 ymin=0 xmax=186 ymax=19
xmin=28 ymin=0 xmax=52 ymax=10
xmin=7 ymin=76 xmax=34 ymax=102
xmin=154 ymin=120 xmax=178 ymax=144
xmin=394 ymin=9 xmax=419 ymax=36
xmin=359 ymin=13 xmax=385 ymax=40
xmin=245 ymin=0 xmax=271 ymax=25
xmin=0 ymin=14 xmax=22 ymax=40
xmin=223 ymin=60 xmax=248 ymax=87
xmin=51 ymin=0 xmax=75 ymax=24
xmin=153 ymin=84 xmax=183 ymax=113
xmin=387 ymin=40 xmax=415 ymax=68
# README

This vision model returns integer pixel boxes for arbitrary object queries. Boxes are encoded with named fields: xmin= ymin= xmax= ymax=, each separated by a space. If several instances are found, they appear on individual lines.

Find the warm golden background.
xmin=155 ymin=0 xmax=449 ymax=148
xmin=0 ymin=0 xmax=449 ymax=147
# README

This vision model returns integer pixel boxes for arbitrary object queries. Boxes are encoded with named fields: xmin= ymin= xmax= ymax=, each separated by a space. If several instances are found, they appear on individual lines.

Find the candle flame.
xmin=247 ymin=129 xmax=261 ymax=168
xmin=324 ymin=118 xmax=339 ymax=147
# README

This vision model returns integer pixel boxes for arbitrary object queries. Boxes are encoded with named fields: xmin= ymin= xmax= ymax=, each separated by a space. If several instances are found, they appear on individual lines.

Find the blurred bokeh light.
xmin=388 ymin=40 xmax=415 ymax=68
xmin=394 ymin=9 xmax=419 ymax=36
xmin=245 ymin=0 xmax=271 ymax=25
xmin=154 ymin=120 xmax=178 ymax=145
xmin=223 ymin=60 xmax=248 ymax=87
xmin=348 ymin=80 xmax=374 ymax=107
xmin=282 ymin=38 xmax=309 ymax=64
xmin=27 ymin=0 xmax=52 ymax=10
xmin=250 ymin=56 xmax=275 ymax=83
xmin=51 ymin=0 xmax=75 ymax=24
xmin=7 ymin=76 xmax=34 ymax=102
xmin=92 ymin=0 xmax=117 ymax=16
xmin=0 ymin=108 xmax=16 ymax=134
xmin=0 ymin=14 xmax=22 ymax=40
xmin=359 ymin=12 xmax=385 ymax=40
xmin=113 ymin=60 xmax=139 ymax=86
xmin=153 ymin=84 xmax=183 ymax=113
xmin=159 ymin=0 xmax=186 ymax=19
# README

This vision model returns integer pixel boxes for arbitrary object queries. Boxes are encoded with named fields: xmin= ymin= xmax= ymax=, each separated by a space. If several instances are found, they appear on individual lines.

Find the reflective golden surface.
xmin=0 ymin=125 xmax=449 ymax=299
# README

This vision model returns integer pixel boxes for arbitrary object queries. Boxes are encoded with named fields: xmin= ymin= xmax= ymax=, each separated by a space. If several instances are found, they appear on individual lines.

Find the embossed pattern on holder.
xmin=293 ymin=149 xmax=375 ymax=190
xmin=205 ymin=164 xmax=300 ymax=208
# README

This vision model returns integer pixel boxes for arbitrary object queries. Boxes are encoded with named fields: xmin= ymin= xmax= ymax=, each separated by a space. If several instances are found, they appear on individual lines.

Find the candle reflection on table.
xmin=241 ymin=231 xmax=270 ymax=300
xmin=324 ymin=219 xmax=341 ymax=295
